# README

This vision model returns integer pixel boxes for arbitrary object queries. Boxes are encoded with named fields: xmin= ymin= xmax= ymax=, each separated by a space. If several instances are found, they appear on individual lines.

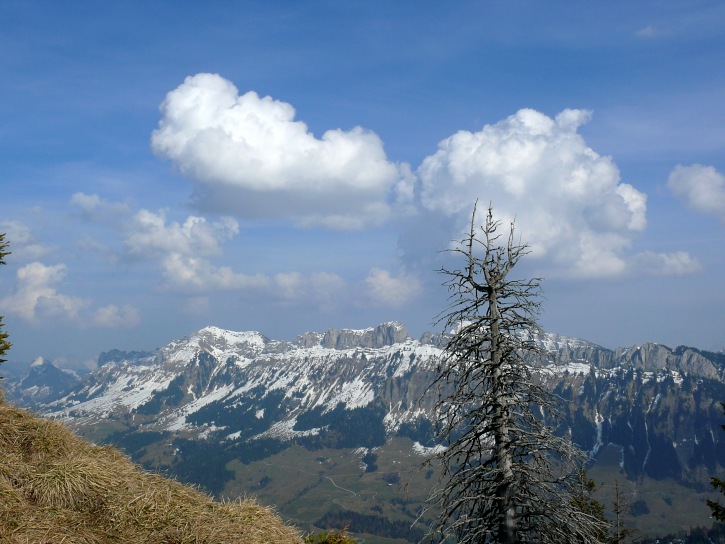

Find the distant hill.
xmin=7 ymin=322 xmax=725 ymax=542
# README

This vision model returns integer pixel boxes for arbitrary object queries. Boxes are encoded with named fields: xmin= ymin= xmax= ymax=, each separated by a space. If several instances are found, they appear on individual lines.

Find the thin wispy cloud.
xmin=364 ymin=268 xmax=421 ymax=308
xmin=635 ymin=25 xmax=658 ymax=38
xmin=123 ymin=209 xmax=239 ymax=260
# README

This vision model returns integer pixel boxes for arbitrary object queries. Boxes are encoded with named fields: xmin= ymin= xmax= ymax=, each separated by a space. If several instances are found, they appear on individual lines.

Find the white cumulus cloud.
xmin=124 ymin=209 xmax=239 ymax=259
xmin=120 ymin=210 xmax=269 ymax=294
xmin=668 ymin=164 xmax=725 ymax=223
xmin=0 ymin=262 xmax=141 ymax=327
xmin=151 ymin=73 xmax=406 ymax=229
xmin=1 ymin=262 xmax=88 ymax=321
xmin=415 ymin=108 xmax=684 ymax=278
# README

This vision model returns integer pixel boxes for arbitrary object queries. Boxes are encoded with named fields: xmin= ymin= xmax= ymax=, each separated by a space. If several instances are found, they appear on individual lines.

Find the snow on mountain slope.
xmin=47 ymin=323 xmax=722 ymax=439
xmin=48 ymin=323 xmax=445 ymax=437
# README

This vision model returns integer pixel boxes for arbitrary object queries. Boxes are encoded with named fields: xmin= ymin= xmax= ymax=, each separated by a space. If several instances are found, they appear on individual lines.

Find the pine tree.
xmin=0 ymin=233 xmax=11 ymax=375
xmin=424 ymin=203 xmax=607 ymax=543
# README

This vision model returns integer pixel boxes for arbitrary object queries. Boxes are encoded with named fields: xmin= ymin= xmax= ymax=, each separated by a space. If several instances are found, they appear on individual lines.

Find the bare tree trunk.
xmin=610 ymin=479 xmax=635 ymax=543
xmin=490 ymin=288 xmax=516 ymax=543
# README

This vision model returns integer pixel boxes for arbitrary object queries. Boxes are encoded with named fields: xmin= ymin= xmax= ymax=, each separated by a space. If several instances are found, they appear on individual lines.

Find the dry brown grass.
xmin=0 ymin=399 xmax=303 ymax=543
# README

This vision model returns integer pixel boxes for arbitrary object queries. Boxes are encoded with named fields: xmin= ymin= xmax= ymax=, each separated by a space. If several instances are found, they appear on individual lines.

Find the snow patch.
xmin=412 ymin=442 xmax=446 ymax=456
xmin=255 ymin=417 xmax=322 ymax=441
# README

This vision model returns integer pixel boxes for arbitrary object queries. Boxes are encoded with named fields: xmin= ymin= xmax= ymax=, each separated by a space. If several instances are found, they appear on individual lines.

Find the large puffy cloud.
xmin=668 ymin=164 xmax=725 ymax=222
xmin=152 ymin=73 xmax=406 ymax=229
xmin=417 ymin=108 xmax=690 ymax=278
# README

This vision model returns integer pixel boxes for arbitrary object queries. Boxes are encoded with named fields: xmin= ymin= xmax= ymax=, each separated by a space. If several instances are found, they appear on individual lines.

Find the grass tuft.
xmin=0 ymin=398 xmax=303 ymax=543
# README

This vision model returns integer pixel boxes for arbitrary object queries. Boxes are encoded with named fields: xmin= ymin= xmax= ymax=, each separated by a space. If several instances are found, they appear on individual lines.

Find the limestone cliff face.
xmin=532 ymin=336 xmax=722 ymax=378
xmin=612 ymin=343 xmax=721 ymax=379
xmin=320 ymin=322 xmax=410 ymax=349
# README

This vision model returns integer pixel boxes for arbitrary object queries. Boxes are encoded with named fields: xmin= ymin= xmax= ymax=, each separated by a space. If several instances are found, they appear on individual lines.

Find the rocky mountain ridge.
xmin=5 ymin=322 xmax=724 ymax=540
xmin=6 ymin=322 xmax=722 ymax=468
xmin=8 ymin=322 xmax=725 ymax=498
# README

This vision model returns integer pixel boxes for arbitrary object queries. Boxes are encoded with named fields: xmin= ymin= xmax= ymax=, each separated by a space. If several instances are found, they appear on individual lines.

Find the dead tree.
xmin=610 ymin=479 xmax=637 ymax=544
xmin=424 ymin=203 xmax=607 ymax=543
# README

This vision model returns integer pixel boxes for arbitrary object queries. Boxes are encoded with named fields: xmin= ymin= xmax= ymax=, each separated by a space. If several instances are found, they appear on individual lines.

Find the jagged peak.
xmin=29 ymin=356 xmax=46 ymax=368
xmin=26 ymin=357 xmax=78 ymax=379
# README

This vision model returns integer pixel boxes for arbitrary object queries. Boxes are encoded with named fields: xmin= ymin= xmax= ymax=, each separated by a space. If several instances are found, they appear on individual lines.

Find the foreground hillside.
xmin=0 ymin=395 xmax=303 ymax=543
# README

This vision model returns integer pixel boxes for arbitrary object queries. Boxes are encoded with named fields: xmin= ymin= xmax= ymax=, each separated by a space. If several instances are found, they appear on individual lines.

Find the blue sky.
xmin=1 ymin=1 xmax=724 ymax=369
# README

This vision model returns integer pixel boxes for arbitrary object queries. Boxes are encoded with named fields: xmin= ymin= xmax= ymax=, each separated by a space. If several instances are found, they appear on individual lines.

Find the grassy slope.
xmin=220 ymin=439 xmax=721 ymax=543
xmin=587 ymin=444 xmax=718 ymax=537
xmin=0 ymin=396 xmax=303 ymax=543
xmin=223 ymin=439 xmax=437 ymax=544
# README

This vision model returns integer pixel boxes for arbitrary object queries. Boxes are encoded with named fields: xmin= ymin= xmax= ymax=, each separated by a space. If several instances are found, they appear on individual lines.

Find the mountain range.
xmin=5 ymin=322 xmax=725 ymax=542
